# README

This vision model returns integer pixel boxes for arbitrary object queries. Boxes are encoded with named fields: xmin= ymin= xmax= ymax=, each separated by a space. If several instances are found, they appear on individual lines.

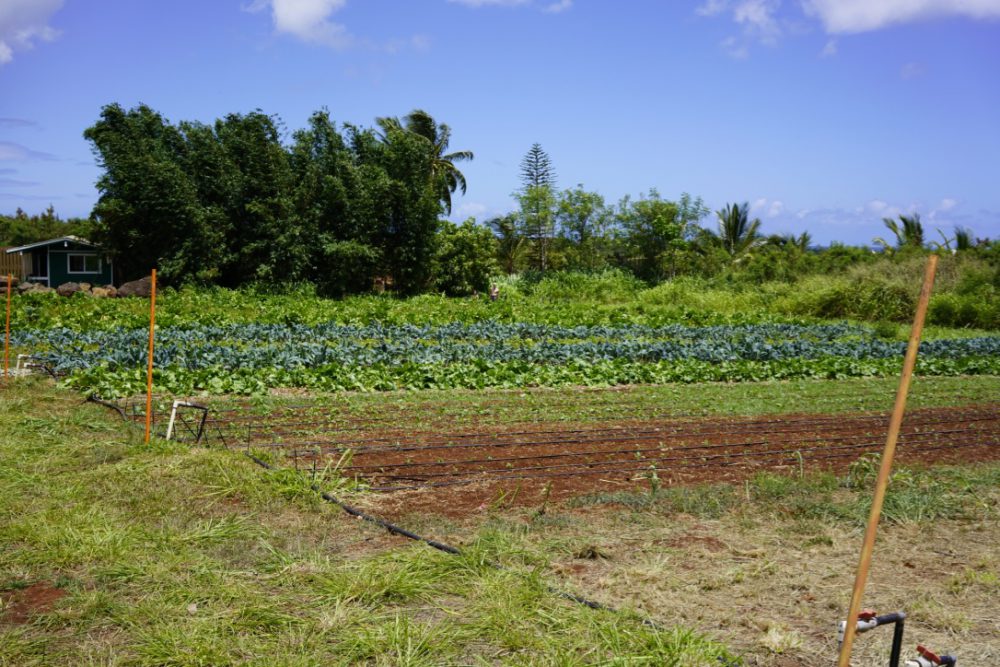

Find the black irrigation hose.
xmin=368 ymin=437 xmax=999 ymax=491
xmin=248 ymin=413 xmax=1000 ymax=458
xmin=88 ymin=399 xmax=637 ymax=627
xmin=240 ymin=450 xmax=662 ymax=629
xmin=243 ymin=452 xmax=461 ymax=554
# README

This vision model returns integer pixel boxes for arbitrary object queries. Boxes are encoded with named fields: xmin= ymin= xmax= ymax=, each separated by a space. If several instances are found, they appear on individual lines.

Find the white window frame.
xmin=67 ymin=253 xmax=102 ymax=275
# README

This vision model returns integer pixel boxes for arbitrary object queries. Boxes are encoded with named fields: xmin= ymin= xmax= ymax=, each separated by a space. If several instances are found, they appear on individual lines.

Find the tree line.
xmin=2 ymin=106 xmax=995 ymax=296
xmin=75 ymin=104 xmax=476 ymax=295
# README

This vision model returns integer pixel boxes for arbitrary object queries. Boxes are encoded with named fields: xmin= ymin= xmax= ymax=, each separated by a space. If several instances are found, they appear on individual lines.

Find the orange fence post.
xmin=837 ymin=254 xmax=938 ymax=666
xmin=144 ymin=269 xmax=157 ymax=443
xmin=4 ymin=273 xmax=11 ymax=382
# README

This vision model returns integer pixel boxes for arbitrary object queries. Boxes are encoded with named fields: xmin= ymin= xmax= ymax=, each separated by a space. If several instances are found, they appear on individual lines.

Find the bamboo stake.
xmin=4 ymin=273 xmax=11 ymax=382
xmin=837 ymin=254 xmax=938 ymax=667
xmin=144 ymin=270 xmax=157 ymax=443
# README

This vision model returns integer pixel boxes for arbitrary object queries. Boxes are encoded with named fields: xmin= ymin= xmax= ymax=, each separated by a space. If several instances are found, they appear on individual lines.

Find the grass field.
xmin=3 ymin=376 xmax=998 ymax=665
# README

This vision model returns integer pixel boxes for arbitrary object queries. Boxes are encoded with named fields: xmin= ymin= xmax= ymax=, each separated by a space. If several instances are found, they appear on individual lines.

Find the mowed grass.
xmin=3 ymin=375 xmax=999 ymax=665
xmin=0 ymin=378 xmax=734 ymax=666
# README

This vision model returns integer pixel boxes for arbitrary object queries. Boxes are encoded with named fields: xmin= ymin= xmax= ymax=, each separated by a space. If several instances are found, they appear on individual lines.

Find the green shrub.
xmin=431 ymin=220 xmax=499 ymax=296
xmin=525 ymin=269 xmax=645 ymax=303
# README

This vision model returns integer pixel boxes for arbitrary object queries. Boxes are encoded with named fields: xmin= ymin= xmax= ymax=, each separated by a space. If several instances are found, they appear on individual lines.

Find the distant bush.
xmin=523 ymin=269 xmax=645 ymax=303
xmin=431 ymin=220 xmax=498 ymax=296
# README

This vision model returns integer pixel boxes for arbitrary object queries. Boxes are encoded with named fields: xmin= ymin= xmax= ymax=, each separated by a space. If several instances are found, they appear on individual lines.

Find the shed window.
xmin=68 ymin=254 xmax=101 ymax=273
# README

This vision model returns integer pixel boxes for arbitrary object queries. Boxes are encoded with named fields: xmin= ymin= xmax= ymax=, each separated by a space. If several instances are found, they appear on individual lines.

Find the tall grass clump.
xmin=775 ymin=253 xmax=999 ymax=328
xmin=522 ymin=269 xmax=646 ymax=304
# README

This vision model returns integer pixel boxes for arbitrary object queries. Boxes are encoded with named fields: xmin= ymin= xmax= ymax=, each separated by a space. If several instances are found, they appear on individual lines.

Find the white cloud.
xmin=720 ymin=35 xmax=750 ymax=58
xmin=448 ymin=0 xmax=532 ymax=6
xmin=928 ymin=197 xmax=959 ymax=221
xmin=732 ymin=0 xmax=782 ymax=42
xmin=453 ymin=202 xmax=489 ymax=220
xmin=697 ymin=0 xmax=731 ymax=16
xmin=448 ymin=0 xmax=572 ymax=12
xmin=698 ymin=0 xmax=782 ymax=57
xmin=802 ymin=0 xmax=1000 ymax=34
xmin=544 ymin=0 xmax=573 ymax=13
xmin=247 ymin=0 xmax=354 ymax=49
xmin=0 ymin=140 xmax=57 ymax=162
xmin=820 ymin=38 xmax=837 ymax=56
xmin=750 ymin=198 xmax=786 ymax=218
xmin=0 ymin=0 xmax=63 ymax=67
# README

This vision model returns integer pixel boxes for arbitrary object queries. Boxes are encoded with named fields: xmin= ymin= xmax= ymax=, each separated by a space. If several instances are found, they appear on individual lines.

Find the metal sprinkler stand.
xmin=838 ymin=609 xmax=907 ymax=666
xmin=165 ymin=400 xmax=210 ymax=443
xmin=837 ymin=610 xmax=956 ymax=667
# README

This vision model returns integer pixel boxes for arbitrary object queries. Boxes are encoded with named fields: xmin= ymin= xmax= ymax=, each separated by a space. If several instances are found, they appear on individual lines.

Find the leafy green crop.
xmin=11 ymin=320 xmax=998 ymax=397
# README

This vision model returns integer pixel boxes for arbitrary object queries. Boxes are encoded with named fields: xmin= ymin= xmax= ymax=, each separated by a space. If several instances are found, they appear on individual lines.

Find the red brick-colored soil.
xmin=213 ymin=404 xmax=1000 ymax=518
xmin=1 ymin=583 xmax=66 ymax=624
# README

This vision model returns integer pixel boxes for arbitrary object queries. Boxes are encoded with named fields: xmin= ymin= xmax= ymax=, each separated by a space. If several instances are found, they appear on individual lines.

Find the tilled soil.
xmin=205 ymin=403 xmax=1000 ymax=517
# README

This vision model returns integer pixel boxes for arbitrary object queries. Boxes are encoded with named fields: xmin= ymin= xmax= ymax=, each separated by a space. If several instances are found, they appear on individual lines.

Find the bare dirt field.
xmin=198 ymin=403 xmax=1000 ymax=518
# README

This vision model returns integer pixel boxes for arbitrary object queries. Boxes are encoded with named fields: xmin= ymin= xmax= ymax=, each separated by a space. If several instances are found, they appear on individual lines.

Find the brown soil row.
xmin=207 ymin=404 xmax=1000 ymax=517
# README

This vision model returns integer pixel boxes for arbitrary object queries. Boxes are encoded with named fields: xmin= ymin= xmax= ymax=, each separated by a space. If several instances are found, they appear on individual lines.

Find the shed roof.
xmin=4 ymin=236 xmax=101 ymax=254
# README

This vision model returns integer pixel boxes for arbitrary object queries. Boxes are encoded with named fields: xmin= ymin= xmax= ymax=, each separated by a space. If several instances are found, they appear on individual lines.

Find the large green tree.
xmin=555 ymin=185 xmax=613 ymax=271
xmin=84 ymin=104 xmax=219 ymax=283
xmin=376 ymin=109 xmax=473 ymax=215
xmin=617 ymin=189 xmax=687 ymax=281
xmin=517 ymin=143 xmax=557 ymax=272
xmin=432 ymin=219 xmax=498 ymax=295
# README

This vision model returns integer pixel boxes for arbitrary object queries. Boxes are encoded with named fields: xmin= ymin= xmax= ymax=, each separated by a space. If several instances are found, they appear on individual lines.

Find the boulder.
xmin=78 ymin=282 xmax=92 ymax=292
xmin=117 ymin=276 xmax=152 ymax=298
xmin=17 ymin=281 xmax=37 ymax=293
xmin=102 ymin=285 xmax=117 ymax=298
xmin=56 ymin=282 xmax=82 ymax=297
xmin=31 ymin=285 xmax=54 ymax=294
xmin=91 ymin=287 xmax=111 ymax=298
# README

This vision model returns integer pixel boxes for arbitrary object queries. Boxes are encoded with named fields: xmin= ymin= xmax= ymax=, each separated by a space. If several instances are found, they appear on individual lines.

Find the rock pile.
xmin=13 ymin=276 xmax=151 ymax=297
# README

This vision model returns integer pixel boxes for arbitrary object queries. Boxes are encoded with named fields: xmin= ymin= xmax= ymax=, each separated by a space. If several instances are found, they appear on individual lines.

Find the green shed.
xmin=5 ymin=236 xmax=114 ymax=287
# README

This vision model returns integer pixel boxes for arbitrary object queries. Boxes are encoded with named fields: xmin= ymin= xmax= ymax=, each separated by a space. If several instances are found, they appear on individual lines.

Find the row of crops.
xmin=13 ymin=322 xmax=1000 ymax=397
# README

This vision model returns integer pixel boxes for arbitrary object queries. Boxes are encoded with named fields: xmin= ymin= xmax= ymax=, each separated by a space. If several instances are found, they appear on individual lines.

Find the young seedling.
xmin=533 ymin=481 xmax=553 ymax=518
xmin=647 ymin=464 xmax=661 ymax=497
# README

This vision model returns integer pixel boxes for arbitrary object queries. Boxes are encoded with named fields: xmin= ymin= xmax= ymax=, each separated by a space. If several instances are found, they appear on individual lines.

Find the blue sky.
xmin=1 ymin=0 xmax=999 ymax=244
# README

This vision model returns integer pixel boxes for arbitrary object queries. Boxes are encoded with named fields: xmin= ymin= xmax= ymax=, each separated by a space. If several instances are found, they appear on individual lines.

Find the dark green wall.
xmin=32 ymin=243 xmax=114 ymax=287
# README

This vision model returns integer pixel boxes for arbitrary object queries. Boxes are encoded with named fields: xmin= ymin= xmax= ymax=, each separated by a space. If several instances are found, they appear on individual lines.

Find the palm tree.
xmin=486 ymin=213 xmax=524 ymax=275
xmin=376 ymin=109 xmax=473 ymax=215
xmin=954 ymin=226 xmax=974 ymax=251
xmin=714 ymin=202 xmax=763 ymax=259
xmin=874 ymin=213 xmax=925 ymax=250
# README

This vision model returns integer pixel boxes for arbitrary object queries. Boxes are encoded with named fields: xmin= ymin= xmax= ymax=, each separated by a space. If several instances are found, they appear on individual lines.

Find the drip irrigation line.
xmin=220 ymin=407 xmax=996 ymax=443
xmin=366 ymin=432 xmax=1000 ymax=482
xmin=199 ymin=390 xmax=999 ymax=425
xmin=330 ymin=423 xmax=999 ymax=473
xmin=368 ymin=437 xmax=998 ymax=491
xmin=86 ymin=395 xmax=127 ymax=419
xmin=245 ymin=413 xmax=1000 ymax=458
